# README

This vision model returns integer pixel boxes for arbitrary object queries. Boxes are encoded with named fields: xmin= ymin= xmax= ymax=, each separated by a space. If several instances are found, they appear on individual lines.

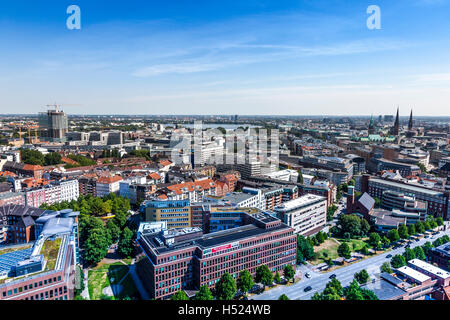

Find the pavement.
xmin=80 ymin=268 xmax=90 ymax=300
xmin=251 ymin=228 xmax=450 ymax=300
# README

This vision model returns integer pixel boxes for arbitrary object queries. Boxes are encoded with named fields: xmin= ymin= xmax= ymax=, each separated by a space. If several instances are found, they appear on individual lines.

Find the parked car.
xmin=304 ymin=286 xmax=312 ymax=292
xmin=329 ymin=274 xmax=336 ymax=279
xmin=386 ymin=254 xmax=392 ymax=258
xmin=305 ymin=273 xmax=311 ymax=278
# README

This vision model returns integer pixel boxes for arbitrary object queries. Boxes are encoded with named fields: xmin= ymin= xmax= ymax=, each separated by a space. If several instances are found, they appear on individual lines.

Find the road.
xmin=252 ymin=228 xmax=450 ymax=300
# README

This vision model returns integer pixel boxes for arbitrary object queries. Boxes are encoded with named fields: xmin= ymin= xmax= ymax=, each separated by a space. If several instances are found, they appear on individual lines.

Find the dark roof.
xmin=0 ymin=183 xmax=11 ymax=193
xmin=0 ymin=204 xmax=49 ymax=218
xmin=440 ymin=162 xmax=450 ymax=172
xmin=358 ymin=192 xmax=375 ymax=211
xmin=361 ymin=278 xmax=406 ymax=300
xmin=18 ymin=216 xmax=35 ymax=228
xmin=141 ymin=223 xmax=291 ymax=255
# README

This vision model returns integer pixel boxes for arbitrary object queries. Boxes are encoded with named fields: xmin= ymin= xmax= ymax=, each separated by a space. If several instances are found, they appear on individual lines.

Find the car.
xmin=304 ymin=286 xmax=312 ymax=292
xmin=305 ymin=273 xmax=311 ymax=278
xmin=329 ymin=274 xmax=336 ymax=279
xmin=386 ymin=254 xmax=392 ymax=258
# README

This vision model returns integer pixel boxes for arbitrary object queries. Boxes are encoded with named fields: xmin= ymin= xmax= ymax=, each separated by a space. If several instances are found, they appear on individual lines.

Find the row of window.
xmin=1 ymin=276 xmax=62 ymax=298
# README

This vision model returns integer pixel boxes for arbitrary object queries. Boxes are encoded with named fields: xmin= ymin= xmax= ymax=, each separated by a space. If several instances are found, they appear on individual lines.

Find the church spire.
xmin=393 ymin=106 xmax=400 ymax=136
xmin=408 ymin=109 xmax=413 ymax=130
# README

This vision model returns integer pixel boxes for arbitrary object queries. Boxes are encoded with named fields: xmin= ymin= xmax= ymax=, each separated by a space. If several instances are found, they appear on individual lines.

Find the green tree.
xmin=84 ymin=227 xmax=110 ymax=266
xmin=413 ymin=246 xmax=426 ymax=261
xmin=387 ymin=229 xmax=400 ymax=242
xmin=415 ymin=221 xmax=425 ymax=234
xmin=326 ymin=278 xmax=343 ymax=297
xmin=274 ymin=271 xmax=281 ymax=284
xmin=20 ymin=148 xmax=44 ymax=165
xmin=344 ymin=280 xmax=364 ymax=300
xmin=382 ymin=236 xmax=391 ymax=248
xmin=408 ymin=224 xmax=416 ymax=236
xmin=398 ymin=224 xmax=409 ymax=239
xmin=436 ymin=217 xmax=444 ymax=226
xmin=106 ymin=220 xmax=121 ymax=243
xmin=171 ymin=290 xmax=189 ymax=300
xmin=283 ymin=264 xmax=295 ymax=283
xmin=354 ymin=269 xmax=370 ymax=284
xmin=278 ymin=294 xmax=290 ymax=300
xmin=403 ymin=248 xmax=416 ymax=262
xmin=215 ymin=273 xmax=237 ymax=300
xmin=44 ymin=152 xmax=63 ymax=166
xmin=338 ymin=242 xmax=351 ymax=259
xmin=391 ymin=254 xmax=407 ymax=268
xmin=422 ymin=241 xmax=434 ymax=256
xmin=297 ymin=235 xmax=315 ymax=261
xmin=417 ymin=162 xmax=427 ymax=173
xmin=360 ymin=288 xmax=379 ymax=300
xmin=193 ymin=285 xmax=213 ymax=300
xmin=117 ymin=227 xmax=135 ymax=258
xmin=380 ymin=262 xmax=393 ymax=274
xmin=369 ymin=232 xmax=381 ymax=247
xmin=255 ymin=265 xmax=273 ymax=288
xmin=236 ymin=270 xmax=254 ymax=294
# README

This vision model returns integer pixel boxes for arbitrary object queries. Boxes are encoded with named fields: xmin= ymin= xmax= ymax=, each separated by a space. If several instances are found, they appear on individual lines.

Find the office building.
xmin=136 ymin=210 xmax=296 ymax=300
xmin=273 ymin=194 xmax=327 ymax=236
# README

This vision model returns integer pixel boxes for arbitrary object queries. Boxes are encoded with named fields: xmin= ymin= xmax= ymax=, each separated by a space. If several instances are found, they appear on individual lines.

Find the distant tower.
xmin=368 ymin=115 xmax=375 ymax=134
xmin=393 ymin=107 xmax=400 ymax=136
xmin=408 ymin=109 xmax=413 ymax=131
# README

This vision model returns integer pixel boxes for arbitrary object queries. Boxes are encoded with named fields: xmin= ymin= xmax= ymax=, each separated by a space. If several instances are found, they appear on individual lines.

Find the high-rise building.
xmin=38 ymin=107 xmax=69 ymax=142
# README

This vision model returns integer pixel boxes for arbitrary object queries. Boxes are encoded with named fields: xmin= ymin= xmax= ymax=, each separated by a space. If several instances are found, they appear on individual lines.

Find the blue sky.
xmin=1 ymin=0 xmax=450 ymax=116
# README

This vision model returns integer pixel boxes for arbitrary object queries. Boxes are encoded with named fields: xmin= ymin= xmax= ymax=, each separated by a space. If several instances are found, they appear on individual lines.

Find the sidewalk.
xmin=81 ymin=268 xmax=90 ymax=300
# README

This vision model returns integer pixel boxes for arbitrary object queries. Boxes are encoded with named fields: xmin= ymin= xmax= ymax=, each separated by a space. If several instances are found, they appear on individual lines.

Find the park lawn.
xmin=88 ymin=262 xmax=129 ymax=300
xmin=310 ymin=238 xmax=341 ymax=265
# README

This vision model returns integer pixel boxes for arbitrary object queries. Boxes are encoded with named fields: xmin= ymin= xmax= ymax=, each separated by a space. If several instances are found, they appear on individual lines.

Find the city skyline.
xmin=1 ymin=0 xmax=450 ymax=115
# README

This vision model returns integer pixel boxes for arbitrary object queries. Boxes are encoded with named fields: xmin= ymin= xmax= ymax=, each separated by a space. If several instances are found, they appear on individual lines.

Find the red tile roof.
xmin=97 ymin=175 xmax=123 ymax=184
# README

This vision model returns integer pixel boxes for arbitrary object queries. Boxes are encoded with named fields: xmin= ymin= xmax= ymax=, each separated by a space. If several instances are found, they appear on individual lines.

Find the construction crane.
xmin=46 ymin=103 xmax=81 ymax=112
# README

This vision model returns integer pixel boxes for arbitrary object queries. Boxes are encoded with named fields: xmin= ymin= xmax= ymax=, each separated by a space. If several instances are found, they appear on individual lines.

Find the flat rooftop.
xmin=408 ymin=259 xmax=450 ymax=279
xmin=273 ymin=194 xmax=326 ymax=212
xmin=222 ymin=192 xmax=256 ymax=204
xmin=370 ymin=178 xmax=443 ymax=196
xmin=396 ymin=266 xmax=431 ymax=283
xmin=361 ymin=278 xmax=406 ymax=300
xmin=141 ymin=222 xmax=291 ymax=256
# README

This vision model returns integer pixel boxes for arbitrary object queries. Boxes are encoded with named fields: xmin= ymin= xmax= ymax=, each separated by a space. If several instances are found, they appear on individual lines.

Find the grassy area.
xmin=337 ymin=238 xmax=369 ymax=252
xmin=88 ymin=262 xmax=133 ymax=300
xmin=0 ymin=244 xmax=32 ymax=256
xmin=40 ymin=238 xmax=62 ymax=271
xmin=311 ymin=238 xmax=341 ymax=265
xmin=122 ymin=258 xmax=133 ymax=265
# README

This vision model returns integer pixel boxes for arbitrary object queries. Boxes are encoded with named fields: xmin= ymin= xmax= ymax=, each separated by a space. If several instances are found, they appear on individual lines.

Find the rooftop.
xmin=273 ymin=194 xmax=326 ymax=213
xmin=408 ymin=259 xmax=450 ymax=279
xmin=370 ymin=178 xmax=443 ymax=196
xmin=396 ymin=266 xmax=431 ymax=283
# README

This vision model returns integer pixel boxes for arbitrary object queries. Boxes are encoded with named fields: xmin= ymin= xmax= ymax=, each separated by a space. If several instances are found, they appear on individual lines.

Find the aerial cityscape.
xmin=0 ymin=0 xmax=449 ymax=308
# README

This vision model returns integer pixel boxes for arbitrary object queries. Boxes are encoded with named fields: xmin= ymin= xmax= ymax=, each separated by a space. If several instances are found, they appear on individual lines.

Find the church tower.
xmin=393 ymin=107 xmax=400 ymax=136
xmin=408 ymin=109 xmax=413 ymax=131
